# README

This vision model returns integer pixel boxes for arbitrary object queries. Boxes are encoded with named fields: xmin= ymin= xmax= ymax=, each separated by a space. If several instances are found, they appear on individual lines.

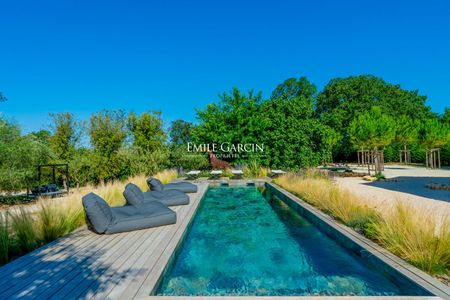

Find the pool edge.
xmin=265 ymin=182 xmax=450 ymax=299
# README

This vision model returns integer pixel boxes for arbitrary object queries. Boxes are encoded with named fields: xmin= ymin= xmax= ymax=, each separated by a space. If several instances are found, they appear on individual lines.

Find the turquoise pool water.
xmin=155 ymin=186 xmax=428 ymax=296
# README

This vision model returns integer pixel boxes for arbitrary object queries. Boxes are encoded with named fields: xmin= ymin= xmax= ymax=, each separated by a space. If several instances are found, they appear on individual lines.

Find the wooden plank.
xmin=0 ymin=232 xmax=118 ymax=299
xmin=134 ymin=184 xmax=208 ymax=298
xmin=0 ymin=183 xmax=209 ymax=300
xmin=100 ymin=206 xmax=192 ymax=299
xmin=120 ymin=184 xmax=208 ymax=299
xmin=27 ymin=231 xmax=139 ymax=299
xmin=0 ymin=231 xmax=102 ymax=294
xmin=45 ymin=230 xmax=145 ymax=299
xmin=0 ymin=228 xmax=90 ymax=279
xmin=84 ymin=226 xmax=169 ymax=299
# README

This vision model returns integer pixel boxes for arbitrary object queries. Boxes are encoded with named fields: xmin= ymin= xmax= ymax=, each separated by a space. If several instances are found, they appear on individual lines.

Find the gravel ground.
xmin=335 ymin=164 xmax=450 ymax=222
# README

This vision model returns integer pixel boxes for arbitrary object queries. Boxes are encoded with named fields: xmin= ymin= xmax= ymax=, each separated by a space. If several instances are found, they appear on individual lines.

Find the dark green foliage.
xmin=192 ymin=88 xmax=264 ymax=158
xmin=169 ymin=120 xmax=193 ymax=146
xmin=127 ymin=111 xmax=166 ymax=151
xmin=0 ymin=117 xmax=53 ymax=192
xmin=259 ymin=79 xmax=336 ymax=168
xmin=348 ymin=106 xmax=396 ymax=150
xmin=30 ymin=130 xmax=52 ymax=146
xmin=49 ymin=112 xmax=82 ymax=161
xmin=442 ymin=108 xmax=450 ymax=125
xmin=69 ymin=148 xmax=93 ymax=187
xmin=89 ymin=110 xmax=127 ymax=182
xmin=418 ymin=118 xmax=450 ymax=149
xmin=192 ymin=79 xmax=337 ymax=169
xmin=169 ymin=146 xmax=209 ymax=171
xmin=317 ymin=75 xmax=433 ymax=160
xmin=120 ymin=146 xmax=170 ymax=176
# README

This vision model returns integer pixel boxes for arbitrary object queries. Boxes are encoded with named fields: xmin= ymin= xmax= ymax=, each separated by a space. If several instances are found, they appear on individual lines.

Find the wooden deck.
xmin=0 ymin=183 xmax=209 ymax=300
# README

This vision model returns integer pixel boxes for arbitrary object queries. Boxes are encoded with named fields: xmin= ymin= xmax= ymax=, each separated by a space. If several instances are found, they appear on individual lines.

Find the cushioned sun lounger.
xmin=186 ymin=170 xmax=201 ymax=179
xmin=82 ymin=192 xmax=176 ymax=234
xmin=124 ymin=183 xmax=190 ymax=206
xmin=270 ymin=169 xmax=287 ymax=177
xmin=231 ymin=169 xmax=244 ymax=179
xmin=210 ymin=170 xmax=222 ymax=179
xmin=147 ymin=177 xmax=198 ymax=193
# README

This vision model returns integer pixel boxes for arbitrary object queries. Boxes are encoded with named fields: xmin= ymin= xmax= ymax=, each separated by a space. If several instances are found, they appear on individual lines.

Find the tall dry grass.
xmin=152 ymin=169 xmax=178 ymax=184
xmin=0 ymin=169 xmax=178 ymax=265
xmin=275 ymin=171 xmax=450 ymax=276
xmin=275 ymin=172 xmax=379 ymax=231
xmin=243 ymin=160 xmax=270 ymax=178
xmin=372 ymin=202 xmax=450 ymax=275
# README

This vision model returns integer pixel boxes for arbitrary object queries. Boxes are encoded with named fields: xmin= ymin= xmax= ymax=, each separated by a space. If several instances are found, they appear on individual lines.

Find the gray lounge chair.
xmin=147 ymin=177 xmax=198 ymax=193
xmin=124 ymin=183 xmax=189 ymax=206
xmin=82 ymin=192 xmax=176 ymax=234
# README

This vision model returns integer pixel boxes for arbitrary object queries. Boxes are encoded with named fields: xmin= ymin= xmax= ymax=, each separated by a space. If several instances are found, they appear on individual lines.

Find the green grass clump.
xmin=10 ymin=208 xmax=40 ymax=253
xmin=0 ymin=213 xmax=10 ymax=264
xmin=243 ymin=160 xmax=269 ymax=178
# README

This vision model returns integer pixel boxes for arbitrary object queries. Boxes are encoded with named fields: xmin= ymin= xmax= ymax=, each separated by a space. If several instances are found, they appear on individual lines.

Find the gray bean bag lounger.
xmin=82 ymin=192 xmax=176 ymax=234
xmin=147 ymin=177 xmax=198 ymax=193
xmin=124 ymin=183 xmax=190 ymax=206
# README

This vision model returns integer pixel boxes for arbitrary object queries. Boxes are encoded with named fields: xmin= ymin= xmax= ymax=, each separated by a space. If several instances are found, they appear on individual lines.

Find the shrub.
xmin=374 ymin=172 xmax=385 ymax=180
xmin=243 ymin=160 xmax=269 ymax=178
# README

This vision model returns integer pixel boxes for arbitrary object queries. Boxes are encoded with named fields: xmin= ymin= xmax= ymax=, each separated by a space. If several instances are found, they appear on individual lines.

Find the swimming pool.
xmin=154 ymin=186 xmax=431 ymax=296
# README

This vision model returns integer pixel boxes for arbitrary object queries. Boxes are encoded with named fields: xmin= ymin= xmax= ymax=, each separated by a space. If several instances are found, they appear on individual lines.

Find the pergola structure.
xmin=36 ymin=163 xmax=70 ymax=196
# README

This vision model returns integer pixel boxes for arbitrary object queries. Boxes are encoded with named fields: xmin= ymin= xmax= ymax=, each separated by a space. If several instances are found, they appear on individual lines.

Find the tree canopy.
xmin=316 ymin=75 xmax=432 ymax=159
xmin=349 ymin=106 xmax=396 ymax=150
xmin=418 ymin=118 xmax=450 ymax=149
xmin=89 ymin=110 xmax=127 ymax=181
xmin=169 ymin=119 xmax=193 ymax=146
xmin=49 ymin=112 xmax=82 ymax=161
xmin=127 ymin=111 xmax=166 ymax=151
xmin=192 ymin=79 xmax=336 ymax=169
xmin=0 ymin=117 xmax=53 ymax=192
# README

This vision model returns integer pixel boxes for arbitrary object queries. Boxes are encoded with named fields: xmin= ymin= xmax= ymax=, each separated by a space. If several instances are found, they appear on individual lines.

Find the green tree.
xmin=260 ymin=78 xmax=335 ymax=168
xmin=394 ymin=115 xmax=418 ymax=163
xmin=89 ymin=110 xmax=127 ymax=181
xmin=69 ymin=148 xmax=93 ymax=188
xmin=192 ymin=79 xmax=336 ymax=169
xmin=30 ymin=130 xmax=52 ymax=146
xmin=349 ymin=106 xmax=396 ymax=171
xmin=442 ymin=108 xmax=450 ymax=125
xmin=169 ymin=120 xmax=193 ymax=145
xmin=349 ymin=106 xmax=396 ymax=149
xmin=49 ymin=113 xmax=82 ymax=161
xmin=127 ymin=111 xmax=166 ymax=151
xmin=317 ymin=75 xmax=432 ymax=160
xmin=418 ymin=119 xmax=450 ymax=149
xmin=0 ymin=117 xmax=52 ymax=192
xmin=192 ymin=88 xmax=264 ymax=161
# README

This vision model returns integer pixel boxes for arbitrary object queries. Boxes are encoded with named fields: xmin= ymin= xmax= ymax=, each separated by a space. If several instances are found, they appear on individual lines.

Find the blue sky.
xmin=1 ymin=0 xmax=449 ymax=133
